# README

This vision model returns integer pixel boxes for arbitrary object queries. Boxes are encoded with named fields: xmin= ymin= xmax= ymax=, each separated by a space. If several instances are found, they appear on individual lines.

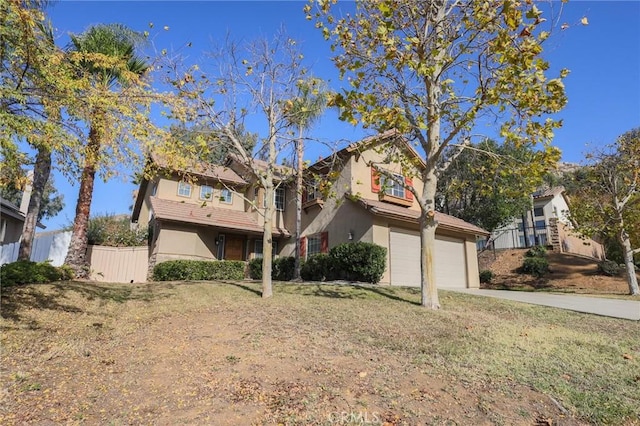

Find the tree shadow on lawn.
xmin=276 ymin=282 xmax=421 ymax=305
xmin=1 ymin=281 xmax=176 ymax=326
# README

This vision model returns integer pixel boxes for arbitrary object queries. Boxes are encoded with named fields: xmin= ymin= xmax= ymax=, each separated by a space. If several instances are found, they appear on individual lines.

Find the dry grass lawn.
xmin=1 ymin=281 xmax=639 ymax=425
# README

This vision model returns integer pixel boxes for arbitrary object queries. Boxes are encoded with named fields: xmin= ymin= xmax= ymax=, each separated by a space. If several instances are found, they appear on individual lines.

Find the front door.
xmin=224 ymin=236 xmax=244 ymax=261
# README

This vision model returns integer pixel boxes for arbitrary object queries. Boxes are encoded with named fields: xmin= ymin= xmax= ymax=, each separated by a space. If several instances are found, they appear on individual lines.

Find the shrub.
xmin=521 ymin=257 xmax=549 ymax=278
xmin=597 ymin=259 xmax=621 ymax=277
xmin=479 ymin=270 xmax=494 ymax=283
xmin=87 ymin=214 xmax=148 ymax=247
xmin=300 ymin=254 xmax=334 ymax=281
xmin=0 ymin=260 xmax=68 ymax=286
xmin=525 ymin=245 xmax=547 ymax=258
xmin=329 ymin=242 xmax=387 ymax=283
xmin=248 ymin=258 xmax=263 ymax=280
xmin=153 ymin=260 xmax=245 ymax=281
xmin=273 ymin=256 xmax=295 ymax=281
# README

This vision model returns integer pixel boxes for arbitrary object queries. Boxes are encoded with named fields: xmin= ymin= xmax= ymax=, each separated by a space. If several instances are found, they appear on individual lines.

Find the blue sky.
xmin=39 ymin=1 xmax=640 ymax=230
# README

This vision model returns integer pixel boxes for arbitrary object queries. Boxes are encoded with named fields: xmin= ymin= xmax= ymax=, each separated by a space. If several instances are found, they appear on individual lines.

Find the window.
xmin=151 ymin=183 xmax=158 ymax=196
xmin=382 ymin=174 xmax=405 ymax=198
xmin=177 ymin=181 xmax=192 ymax=197
xmin=275 ymin=187 xmax=285 ymax=211
xmin=307 ymin=235 xmax=322 ymax=257
xmin=254 ymin=239 xmax=278 ymax=258
xmin=306 ymin=181 xmax=320 ymax=201
xmin=219 ymin=188 xmax=232 ymax=204
xmin=534 ymin=207 xmax=544 ymax=217
xmin=200 ymin=185 xmax=213 ymax=200
xmin=535 ymin=220 xmax=546 ymax=230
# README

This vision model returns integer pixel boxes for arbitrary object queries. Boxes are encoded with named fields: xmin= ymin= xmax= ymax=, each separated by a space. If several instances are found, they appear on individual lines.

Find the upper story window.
xmin=275 ymin=187 xmax=285 ymax=211
xmin=533 ymin=207 xmax=544 ymax=217
xmin=306 ymin=180 xmax=321 ymax=201
xmin=177 ymin=181 xmax=192 ymax=198
xmin=382 ymin=174 xmax=405 ymax=198
xmin=200 ymin=185 xmax=213 ymax=201
xmin=220 ymin=188 xmax=233 ymax=204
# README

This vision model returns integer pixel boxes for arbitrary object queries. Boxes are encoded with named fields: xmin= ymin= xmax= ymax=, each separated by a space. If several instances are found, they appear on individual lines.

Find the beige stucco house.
xmin=132 ymin=131 xmax=489 ymax=288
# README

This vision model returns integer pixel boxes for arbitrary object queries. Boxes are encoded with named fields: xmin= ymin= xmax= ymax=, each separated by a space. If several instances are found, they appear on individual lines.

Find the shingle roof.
xmin=532 ymin=186 xmax=565 ymax=199
xmin=150 ymin=153 xmax=247 ymax=185
xmin=149 ymin=197 xmax=291 ymax=237
xmin=351 ymin=196 xmax=490 ymax=236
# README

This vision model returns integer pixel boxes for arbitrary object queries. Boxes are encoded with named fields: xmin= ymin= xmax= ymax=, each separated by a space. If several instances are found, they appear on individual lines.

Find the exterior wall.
xmin=464 ymin=237 xmax=481 ymax=288
xmin=0 ymin=216 xmax=24 ymax=244
xmin=87 ymin=245 xmax=149 ymax=283
xmin=549 ymin=218 xmax=605 ymax=260
xmin=349 ymin=151 xmax=424 ymax=213
xmin=154 ymin=222 xmax=219 ymax=264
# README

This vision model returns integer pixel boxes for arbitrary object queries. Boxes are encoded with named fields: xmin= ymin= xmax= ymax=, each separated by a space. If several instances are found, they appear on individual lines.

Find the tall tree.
xmin=64 ymin=24 xmax=150 ymax=277
xmin=437 ymin=139 xmax=558 ymax=234
xmin=1 ymin=0 xmax=79 ymax=260
xmin=166 ymin=31 xmax=307 ymax=298
xmin=566 ymin=129 xmax=640 ymax=295
xmin=284 ymin=77 xmax=329 ymax=280
xmin=310 ymin=0 xmax=568 ymax=308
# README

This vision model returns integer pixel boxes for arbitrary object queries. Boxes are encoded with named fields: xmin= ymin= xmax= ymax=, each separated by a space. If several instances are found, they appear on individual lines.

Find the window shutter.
xmin=300 ymin=236 xmax=306 ymax=259
xmin=371 ymin=167 xmax=381 ymax=193
xmin=320 ymin=231 xmax=329 ymax=253
xmin=405 ymin=177 xmax=414 ymax=201
xmin=302 ymin=188 xmax=307 ymax=204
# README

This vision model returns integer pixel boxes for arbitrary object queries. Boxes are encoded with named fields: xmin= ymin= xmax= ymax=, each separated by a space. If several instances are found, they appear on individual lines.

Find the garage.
xmin=389 ymin=228 xmax=468 ymax=288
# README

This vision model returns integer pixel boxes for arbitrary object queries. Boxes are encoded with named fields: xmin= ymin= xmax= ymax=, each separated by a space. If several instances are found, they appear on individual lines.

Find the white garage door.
xmin=389 ymin=228 xmax=468 ymax=288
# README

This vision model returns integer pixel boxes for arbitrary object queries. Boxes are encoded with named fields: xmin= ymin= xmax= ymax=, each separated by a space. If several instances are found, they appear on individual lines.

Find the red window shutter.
xmin=300 ymin=236 xmax=306 ymax=259
xmin=320 ymin=231 xmax=329 ymax=253
xmin=405 ymin=177 xmax=414 ymax=200
xmin=371 ymin=167 xmax=381 ymax=193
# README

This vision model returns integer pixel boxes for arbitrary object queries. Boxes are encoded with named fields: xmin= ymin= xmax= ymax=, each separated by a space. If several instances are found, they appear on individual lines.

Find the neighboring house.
xmin=0 ymin=197 xmax=26 ymax=245
xmin=486 ymin=186 xmax=605 ymax=259
xmin=131 ymin=155 xmax=295 ymax=271
xmin=490 ymin=186 xmax=571 ymax=249
xmin=132 ymin=131 xmax=490 ymax=288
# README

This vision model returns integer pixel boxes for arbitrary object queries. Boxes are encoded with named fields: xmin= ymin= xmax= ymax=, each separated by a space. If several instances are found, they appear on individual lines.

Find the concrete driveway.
xmin=450 ymin=289 xmax=640 ymax=321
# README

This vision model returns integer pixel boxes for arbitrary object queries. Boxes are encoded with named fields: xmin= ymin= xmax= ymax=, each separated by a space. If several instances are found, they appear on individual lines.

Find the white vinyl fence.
xmin=0 ymin=230 xmax=71 ymax=266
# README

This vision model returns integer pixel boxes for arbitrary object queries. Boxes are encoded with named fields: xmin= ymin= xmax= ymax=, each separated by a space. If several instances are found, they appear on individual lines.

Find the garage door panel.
xmin=389 ymin=229 xmax=467 ymax=288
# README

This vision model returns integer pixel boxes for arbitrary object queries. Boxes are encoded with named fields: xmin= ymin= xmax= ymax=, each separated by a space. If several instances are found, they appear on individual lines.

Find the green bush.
xmin=329 ymin=242 xmax=387 ymax=283
xmin=300 ymin=254 xmax=334 ymax=281
xmin=248 ymin=256 xmax=296 ymax=281
xmin=0 ymin=260 xmax=69 ymax=286
xmin=597 ymin=259 xmax=621 ymax=277
xmin=248 ymin=258 xmax=263 ymax=280
xmin=521 ymin=257 xmax=549 ymax=278
xmin=479 ymin=270 xmax=494 ymax=283
xmin=87 ymin=214 xmax=148 ymax=247
xmin=525 ymin=245 xmax=547 ymax=258
xmin=273 ymin=256 xmax=295 ymax=281
xmin=153 ymin=260 xmax=245 ymax=281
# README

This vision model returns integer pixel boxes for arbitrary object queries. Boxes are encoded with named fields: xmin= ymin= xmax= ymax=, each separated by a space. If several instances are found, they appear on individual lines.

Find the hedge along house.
xmin=281 ymin=130 xmax=490 ymax=288
xmin=131 ymin=154 xmax=294 ymax=274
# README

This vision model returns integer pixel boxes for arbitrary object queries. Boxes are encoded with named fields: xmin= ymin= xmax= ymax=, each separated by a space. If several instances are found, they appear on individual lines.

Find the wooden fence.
xmin=86 ymin=245 xmax=149 ymax=283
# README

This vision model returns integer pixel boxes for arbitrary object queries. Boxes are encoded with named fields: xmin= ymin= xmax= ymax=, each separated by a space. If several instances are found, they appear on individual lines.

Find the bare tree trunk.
xmin=18 ymin=145 xmax=51 ymax=260
xmin=261 ymin=121 xmax=277 ymax=298
xmin=64 ymin=119 xmax=101 ymax=278
xmin=619 ymin=233 xmax=639 ymax=295
xmin=293 ymin=129 xmax=304 ymax=280
xmin=420 ymin=168 xmax=440 ymax=309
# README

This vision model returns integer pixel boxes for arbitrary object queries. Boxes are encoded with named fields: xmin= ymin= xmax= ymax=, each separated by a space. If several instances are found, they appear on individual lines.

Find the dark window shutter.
xmin=405 ymin=177 xmax=414 ymax=200
xmin=371 ymin=167 xmax=381 ymax=193
xmin=320 ymin=231 xmax=329 ymax=253
xmin=302 ymin=188 xmax=308 ymax=203
xmin=300 ymin=236 xmax=306 ymax=259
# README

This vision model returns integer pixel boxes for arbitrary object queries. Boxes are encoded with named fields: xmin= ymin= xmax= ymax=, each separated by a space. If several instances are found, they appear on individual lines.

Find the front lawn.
xmin=1 ymin=281 xmax=638 ymax=425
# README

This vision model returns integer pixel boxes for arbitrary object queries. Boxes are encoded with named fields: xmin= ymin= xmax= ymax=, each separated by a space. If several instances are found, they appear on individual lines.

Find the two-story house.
xmin=279 ymin=130 xmax=489 ymax=288
xmin=132 ymin=131 xmax=490 ymax=288
xmin=131 ymin=154 xmax=295 ymax=272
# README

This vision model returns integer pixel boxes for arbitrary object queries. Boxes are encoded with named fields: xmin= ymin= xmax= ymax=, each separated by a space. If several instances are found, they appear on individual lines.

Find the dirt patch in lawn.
xmin=479 ymin=249 xmax=637 ymax=295
xmin=2 ymin=282 xmax=638 ymax=425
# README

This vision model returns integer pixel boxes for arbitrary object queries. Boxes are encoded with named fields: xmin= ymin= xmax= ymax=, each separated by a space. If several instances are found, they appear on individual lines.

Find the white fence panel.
xmin=0 ymin=231 xmax=71 ymax=266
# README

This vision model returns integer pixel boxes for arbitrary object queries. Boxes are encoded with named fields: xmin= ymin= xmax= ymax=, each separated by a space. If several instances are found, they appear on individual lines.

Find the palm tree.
xmin=286 ymin=78 xmax=328 ymax=280
xmin=64 ymin=24 xmax=148 ymax=277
